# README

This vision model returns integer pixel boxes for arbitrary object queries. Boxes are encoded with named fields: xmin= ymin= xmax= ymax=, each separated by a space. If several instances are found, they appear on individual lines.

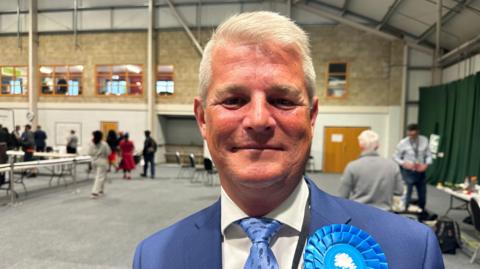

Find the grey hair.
xmin=198 ymin=11 xmax=316 ymax=105
xmin=358 ymin=130 xmax=380 ymax=152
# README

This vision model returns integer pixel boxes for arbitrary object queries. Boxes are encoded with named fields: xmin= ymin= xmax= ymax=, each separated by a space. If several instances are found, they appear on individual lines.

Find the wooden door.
xmin=100 ymin=121 xmax=118 ymax=139
xmin=323 ymin=126 xmax=370 ymax=173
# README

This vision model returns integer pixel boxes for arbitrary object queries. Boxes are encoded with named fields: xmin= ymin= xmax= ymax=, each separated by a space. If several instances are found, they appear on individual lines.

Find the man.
xmin=34 ymin=125 xmax=47 ymax=152
xmin=339 ymin=130 xmax=404 ymax=211
xmin=11 ymin=125 xmax=21 ymax=150
xmin=394 ymin=123 xmax=432 ymax=213
xmin=21 ymin=124 xmax=35 ymax=162
xmin=134 ymin=12 xmax=443 ymax=269
xmin=0 ymin=127 xmax=12 ymax=149
xmin=66 ymin=129 xmax=79 ymax=154
xmin=140 ymin=130 xmax=157 ymax=178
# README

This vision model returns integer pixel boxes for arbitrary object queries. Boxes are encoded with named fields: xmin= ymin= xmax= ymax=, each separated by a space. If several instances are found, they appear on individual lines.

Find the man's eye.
xmin=222 ymin=97 xmax=247 ymax=108
xmin=270 ymin=98 xmax=296 ymax=108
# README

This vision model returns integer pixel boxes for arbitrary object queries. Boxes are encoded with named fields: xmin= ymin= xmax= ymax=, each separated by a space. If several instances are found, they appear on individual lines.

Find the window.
xmin=96 ymin=65 xmax=143 ymax=96
xmin=0 ymin=66 xmax=27 ymax=95
xmin=156 ymin=65 xmax=174 ymax=96
xmin=326 ymin=62 xmax=348 ymax=98
xmin=39 ymin=65 xmax=83 ymax=96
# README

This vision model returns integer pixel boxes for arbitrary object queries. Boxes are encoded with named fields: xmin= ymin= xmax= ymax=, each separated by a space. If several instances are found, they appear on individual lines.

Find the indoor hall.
xmin=0 ymin=169 xmax=479 ymax=269
xmin=1 ymin=0 xmax=480 ymax=268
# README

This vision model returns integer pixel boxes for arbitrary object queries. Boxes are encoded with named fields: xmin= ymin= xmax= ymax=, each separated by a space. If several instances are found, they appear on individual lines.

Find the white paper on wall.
xmin=331 ymin=134 xmax=343 ymax=143
xmin=0 ymin=109 xmax=14 ymax=130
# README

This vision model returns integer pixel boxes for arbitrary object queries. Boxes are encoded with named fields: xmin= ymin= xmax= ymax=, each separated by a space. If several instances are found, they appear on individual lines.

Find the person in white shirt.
xmin=393 ymin=123 xmax=432 ymax=213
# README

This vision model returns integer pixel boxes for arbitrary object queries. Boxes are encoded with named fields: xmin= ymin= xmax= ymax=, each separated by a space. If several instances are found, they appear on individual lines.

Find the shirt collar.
xmin=221 ymin=177 xmax=309 ymax=235
xmin=360 ymin=151 xmax=379 ymax=157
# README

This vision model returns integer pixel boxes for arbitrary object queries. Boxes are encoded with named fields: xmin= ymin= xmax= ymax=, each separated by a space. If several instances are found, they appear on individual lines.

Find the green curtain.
xmin=419 ymin=72 xmax=480 ymax=185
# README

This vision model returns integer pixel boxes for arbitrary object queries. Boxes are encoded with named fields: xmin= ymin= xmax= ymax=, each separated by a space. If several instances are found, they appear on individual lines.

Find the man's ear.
xmin=310 ymin=97 xmax=319 ymax=127
xmin=194 ymin=97 xmax=207 ymax=139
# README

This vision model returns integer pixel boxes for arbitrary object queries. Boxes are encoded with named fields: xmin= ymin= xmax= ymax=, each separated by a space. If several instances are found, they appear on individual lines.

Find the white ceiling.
xmin=0 ymin=0 xmax=479 ymax=52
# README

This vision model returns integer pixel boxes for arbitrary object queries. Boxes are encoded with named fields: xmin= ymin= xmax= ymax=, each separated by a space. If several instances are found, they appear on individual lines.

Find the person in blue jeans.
xmin=141 ymin=130 xmax=157 ymax=179
xmin=394 ymin=123 xmax=432 ymax=214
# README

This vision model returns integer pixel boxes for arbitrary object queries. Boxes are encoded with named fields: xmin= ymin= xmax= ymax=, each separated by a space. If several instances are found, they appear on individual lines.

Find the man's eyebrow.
xmin=212 ymin=84 xmax=249 ymax=98
xmin=267 ymin=84 xmax=303 ymax=97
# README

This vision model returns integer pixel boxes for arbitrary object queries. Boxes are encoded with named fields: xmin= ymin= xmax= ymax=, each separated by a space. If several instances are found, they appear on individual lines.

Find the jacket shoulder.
xmin=133 ymin=201 xmax=220 ymax=269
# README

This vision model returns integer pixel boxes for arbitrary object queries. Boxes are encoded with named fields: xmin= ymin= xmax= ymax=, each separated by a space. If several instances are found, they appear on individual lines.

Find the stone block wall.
xmin=0 ymin=25 xmax=404 ymax=106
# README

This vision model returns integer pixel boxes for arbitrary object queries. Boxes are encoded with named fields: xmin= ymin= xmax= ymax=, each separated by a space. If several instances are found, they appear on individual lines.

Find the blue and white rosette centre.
xmin=304 ymin=224 xmax=388 ymax=269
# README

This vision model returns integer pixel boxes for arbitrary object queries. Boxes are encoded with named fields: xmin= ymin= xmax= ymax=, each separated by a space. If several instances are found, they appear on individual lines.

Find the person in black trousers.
xmin=34 ymin=125 xmax=47 ymax=152
xmin=140 ymin=130 xmax=157 ymax=179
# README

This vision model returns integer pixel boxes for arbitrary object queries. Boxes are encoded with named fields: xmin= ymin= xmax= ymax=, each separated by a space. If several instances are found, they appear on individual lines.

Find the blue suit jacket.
xmin=133 ymin=178 xmax=444 ymax=268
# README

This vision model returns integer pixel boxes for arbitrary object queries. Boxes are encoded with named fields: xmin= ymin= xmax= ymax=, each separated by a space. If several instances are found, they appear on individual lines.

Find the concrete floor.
xmin=0 ymin=165 xmax=478 ymax=268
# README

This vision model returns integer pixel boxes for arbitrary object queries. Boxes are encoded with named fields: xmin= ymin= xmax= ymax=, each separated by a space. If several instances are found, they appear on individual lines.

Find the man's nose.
xmin=243 ymin=96 xmax=275 ymax=132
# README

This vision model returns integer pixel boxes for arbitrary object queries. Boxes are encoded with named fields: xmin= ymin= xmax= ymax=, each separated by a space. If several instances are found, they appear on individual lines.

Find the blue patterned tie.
xmin=238 ymin=217 xmax=283 ymax=269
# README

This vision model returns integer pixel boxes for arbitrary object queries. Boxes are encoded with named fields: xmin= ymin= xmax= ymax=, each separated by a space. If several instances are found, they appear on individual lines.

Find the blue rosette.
xmin=304 ymin=224 xmax=388 ymax=269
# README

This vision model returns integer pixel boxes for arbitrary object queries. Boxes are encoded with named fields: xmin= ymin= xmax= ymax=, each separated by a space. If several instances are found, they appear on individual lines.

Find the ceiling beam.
xmin=295 ymin=2 xmax=433 ymax=54
xmin=308 ymin=0 xmax=426 ymax=42
xmin=0 ymin=0 xmax=263 ymax=15
xmin=377 ymin=0 xmax=405 ymax=30
xmin=417 ymin=0 xmax=472 ymax=43
xmin=439 ymin=34 xmax=480 ymax=66
xmin=341 ymin=0 xmax=350 ymax=17
xmin=310 ymin=0 xmax=379 ymax=26
xmin=166 ymin=0 xmax=203 ymax=55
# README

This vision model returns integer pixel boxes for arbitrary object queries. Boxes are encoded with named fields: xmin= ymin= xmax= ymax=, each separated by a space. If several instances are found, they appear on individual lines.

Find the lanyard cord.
xmin=291 ymin=192 xmax=311 ymax=269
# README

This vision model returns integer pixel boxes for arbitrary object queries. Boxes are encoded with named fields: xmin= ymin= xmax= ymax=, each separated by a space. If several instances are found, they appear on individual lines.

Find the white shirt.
xmin=221 ymin=179 xmax=309 ymax=269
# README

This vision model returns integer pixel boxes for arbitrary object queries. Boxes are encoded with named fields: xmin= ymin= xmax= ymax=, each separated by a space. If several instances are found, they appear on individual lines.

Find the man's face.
xmin=194 ymin=41 xmax=318 ymax=193
xmin=407 ymin=130 xmax=418 ymax=139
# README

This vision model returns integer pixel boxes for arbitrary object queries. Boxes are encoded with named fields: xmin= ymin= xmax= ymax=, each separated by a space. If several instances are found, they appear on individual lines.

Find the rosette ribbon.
xmin=304 ymin=224 xmax=388 ymax=269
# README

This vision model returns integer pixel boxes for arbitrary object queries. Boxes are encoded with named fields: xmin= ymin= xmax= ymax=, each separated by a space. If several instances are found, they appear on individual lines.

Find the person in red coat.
xmin=118 ymin=133 xmax=135 ymax=179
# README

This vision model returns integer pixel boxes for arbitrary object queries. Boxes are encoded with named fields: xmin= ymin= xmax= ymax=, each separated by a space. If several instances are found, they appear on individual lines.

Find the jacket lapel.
xmin=182 ymin=178 xmax=351 ymax=268
xmin=184 ymin=200 xmax=222 ymax=269
xmin=305 ymin=177 xmax=352 ymax=235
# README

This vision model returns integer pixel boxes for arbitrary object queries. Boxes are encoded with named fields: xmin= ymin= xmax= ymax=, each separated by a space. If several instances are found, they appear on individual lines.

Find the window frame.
xmin=95 ymin=64 xmax=145 ymax=97
xmin=325 ymin=62 xmax=349 ymax=99
xmin=0 ymin=65 xmax=28 ymax=96
xmin=38 ymin=64 xmax=84 ymax=97
xmin=156 ymin=65 xmax=175 ymax=97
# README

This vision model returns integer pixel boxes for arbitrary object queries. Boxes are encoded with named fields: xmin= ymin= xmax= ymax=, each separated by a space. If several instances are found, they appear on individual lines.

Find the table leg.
xmin=9 ymin=156 xmax=15 ymax=204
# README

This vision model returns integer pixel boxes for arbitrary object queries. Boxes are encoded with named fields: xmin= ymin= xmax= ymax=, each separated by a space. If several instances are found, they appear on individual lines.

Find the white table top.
xmin=437 ymin=185 xmax=480 ymax=202
xmin=7 ymin=150 xmax=77 ymax=158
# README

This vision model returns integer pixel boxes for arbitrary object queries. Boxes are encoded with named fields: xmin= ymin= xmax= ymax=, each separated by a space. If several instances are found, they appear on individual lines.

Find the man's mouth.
xmin=231 ymin=144 xmax=284 ymax=152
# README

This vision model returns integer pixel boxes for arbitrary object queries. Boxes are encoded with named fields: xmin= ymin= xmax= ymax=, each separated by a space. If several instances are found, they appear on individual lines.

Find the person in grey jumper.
xmin=66 ymin=130 xmax=79 ymax=154
xmin=339 ymin=130 xmax=404 ymax=211
xmin=88 ymin=130 xmax=111 ymax=199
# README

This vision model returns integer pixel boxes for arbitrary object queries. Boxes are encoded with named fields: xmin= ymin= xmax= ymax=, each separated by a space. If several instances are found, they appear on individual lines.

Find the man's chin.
xmin=230 ymin=169 xmax=289 ymax=188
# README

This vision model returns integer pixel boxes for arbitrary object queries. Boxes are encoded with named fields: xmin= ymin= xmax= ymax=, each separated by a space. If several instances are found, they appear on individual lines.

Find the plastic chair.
xmin=469 ymin=198 xmax=480 ymax=263
xmin=189 ymin=153 xmax=204 ymax=182
xmin=203 ymin=158 xmax=218 ymax=186
xmin=306 ymin=155 xmax=315 ymax=172
xmin=176 ymin=152 xmax=192 ymax=179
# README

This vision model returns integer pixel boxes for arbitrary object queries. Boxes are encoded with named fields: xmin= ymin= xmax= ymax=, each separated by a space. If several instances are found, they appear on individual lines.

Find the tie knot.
xmin=238 ymin=218 xmax=282 ymax=244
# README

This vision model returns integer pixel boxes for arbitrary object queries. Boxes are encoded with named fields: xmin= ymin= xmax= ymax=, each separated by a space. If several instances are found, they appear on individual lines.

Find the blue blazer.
xmin=133 ymin=178 xmax=444 ymax=268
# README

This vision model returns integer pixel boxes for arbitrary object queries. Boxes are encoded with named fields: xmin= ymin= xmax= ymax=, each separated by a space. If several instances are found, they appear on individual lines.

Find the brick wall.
xmin=0 ymin=25 xmax=404 ymax=106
